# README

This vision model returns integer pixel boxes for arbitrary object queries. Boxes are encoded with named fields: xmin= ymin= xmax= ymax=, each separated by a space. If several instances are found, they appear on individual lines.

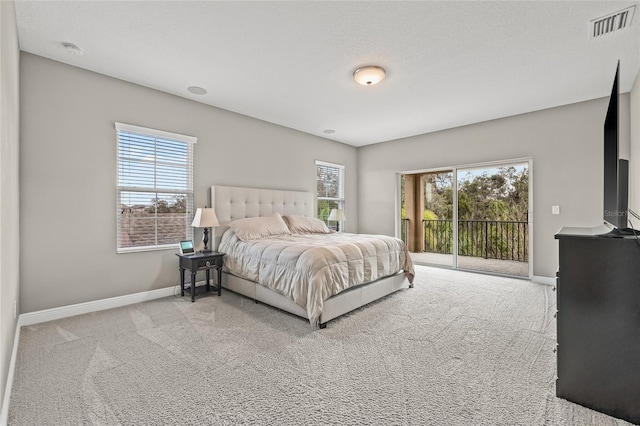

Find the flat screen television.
xmin=603 ymin=61 xmax=629 ymax=230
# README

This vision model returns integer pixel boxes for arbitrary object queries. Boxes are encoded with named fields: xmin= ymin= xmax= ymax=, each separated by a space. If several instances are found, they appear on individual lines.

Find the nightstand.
xmin=176 ymin=251 xmax=225 ymax=302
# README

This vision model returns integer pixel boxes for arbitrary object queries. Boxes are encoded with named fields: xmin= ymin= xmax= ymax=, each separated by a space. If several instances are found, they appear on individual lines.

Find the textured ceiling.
xmin=14 ymin=1 xmax=640 ymax=147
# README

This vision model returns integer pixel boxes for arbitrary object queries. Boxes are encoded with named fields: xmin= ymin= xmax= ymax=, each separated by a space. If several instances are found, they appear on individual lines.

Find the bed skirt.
xmin=222 ymin=271 xmax=411 ymax=328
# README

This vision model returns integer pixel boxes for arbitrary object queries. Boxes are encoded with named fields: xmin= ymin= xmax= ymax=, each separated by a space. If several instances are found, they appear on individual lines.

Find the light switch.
xmin=552 ymin=205 xmax=560 ymax=215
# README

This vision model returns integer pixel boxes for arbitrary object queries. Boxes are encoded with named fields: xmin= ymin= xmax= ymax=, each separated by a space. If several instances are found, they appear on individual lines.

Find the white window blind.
xmin=316 ymin=160 xmax=345 ymax=227
xmin=116 ymin=123 xmax=196 ymax=253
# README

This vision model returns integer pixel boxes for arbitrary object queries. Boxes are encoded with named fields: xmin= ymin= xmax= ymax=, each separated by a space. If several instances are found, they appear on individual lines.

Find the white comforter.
xmin=218 ymin=230 xmax=415 ymax=325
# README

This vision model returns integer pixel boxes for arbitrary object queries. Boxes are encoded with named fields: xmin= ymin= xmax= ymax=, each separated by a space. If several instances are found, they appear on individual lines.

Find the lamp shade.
xmin=191 ymin=208 xmax=219 ymax=228
xmin=328 ymin=208 xmax=346 ymax=221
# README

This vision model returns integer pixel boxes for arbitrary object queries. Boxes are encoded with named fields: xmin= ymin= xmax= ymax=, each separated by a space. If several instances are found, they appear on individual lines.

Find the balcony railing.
xmin=422 ymin=219 xmax=528 ymax=262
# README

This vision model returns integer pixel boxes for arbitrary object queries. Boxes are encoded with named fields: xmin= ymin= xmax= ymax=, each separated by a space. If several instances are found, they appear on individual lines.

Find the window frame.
xmin=116 ymin=122 xmax=196 ymax=254
xmin=315 ymin=160 xmax=345 ymax=229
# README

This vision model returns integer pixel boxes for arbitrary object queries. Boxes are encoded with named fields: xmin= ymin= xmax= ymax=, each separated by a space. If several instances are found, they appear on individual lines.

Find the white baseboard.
xmin=0 ymin=320 xmax=21 ymax=426
xmin=532 ymin=275 xmax=556 ymax=286
xmin=19 ymin=285 xmax=179 ymax=327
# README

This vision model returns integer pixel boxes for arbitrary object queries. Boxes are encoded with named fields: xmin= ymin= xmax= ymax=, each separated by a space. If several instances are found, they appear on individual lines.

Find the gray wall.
xmin=0 ymin=0 xmax=20 ymax=414
xmin=17 ymin=51 xmax=640 ymax=308
xmin=20 ymin=53 xmax=358 ymax=313
xmin=358 ymin=95 xmax=632 ymax=279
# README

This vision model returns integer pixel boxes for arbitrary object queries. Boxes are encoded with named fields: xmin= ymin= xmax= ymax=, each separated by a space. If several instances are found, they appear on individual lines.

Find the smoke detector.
xmin=590 ymin=6 xmax=635 ymax=38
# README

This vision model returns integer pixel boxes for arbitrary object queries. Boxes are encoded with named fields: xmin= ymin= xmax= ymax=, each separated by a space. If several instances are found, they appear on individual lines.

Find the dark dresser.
xmin=555 ymin=226 xmax=640 ymax=424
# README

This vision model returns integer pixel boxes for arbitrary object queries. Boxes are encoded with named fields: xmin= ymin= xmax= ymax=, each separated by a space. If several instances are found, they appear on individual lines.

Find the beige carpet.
xmin=8 ymin=265 xmax=634 ymax=425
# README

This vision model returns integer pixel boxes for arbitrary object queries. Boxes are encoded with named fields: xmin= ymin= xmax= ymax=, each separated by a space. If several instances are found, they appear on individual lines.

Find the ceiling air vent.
xmin=590 ymin=6 xmax=635 ymax=38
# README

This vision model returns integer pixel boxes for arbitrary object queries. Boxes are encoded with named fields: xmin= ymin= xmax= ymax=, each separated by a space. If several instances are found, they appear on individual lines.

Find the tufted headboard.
xmin=210 ymin=185 xmax=314 ymax=250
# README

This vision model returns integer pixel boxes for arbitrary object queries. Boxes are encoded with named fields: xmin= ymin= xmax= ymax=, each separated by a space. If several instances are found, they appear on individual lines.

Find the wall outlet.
xmin=552 ymin=205 xmax=560 ymax=215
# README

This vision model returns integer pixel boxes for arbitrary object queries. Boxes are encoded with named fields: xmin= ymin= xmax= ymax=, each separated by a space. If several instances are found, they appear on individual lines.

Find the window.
xmin=316 ymin=160 xmax=344 ymax=229
xmin=116 ymin=123 xmax=196 ymax=253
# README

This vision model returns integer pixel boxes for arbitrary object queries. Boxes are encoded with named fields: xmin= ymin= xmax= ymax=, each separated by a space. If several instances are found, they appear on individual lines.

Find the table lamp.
xmin=328 ymin=208 xmax=346 ymax=232
xmin=191 ymin=207 xmax=219 ymax=252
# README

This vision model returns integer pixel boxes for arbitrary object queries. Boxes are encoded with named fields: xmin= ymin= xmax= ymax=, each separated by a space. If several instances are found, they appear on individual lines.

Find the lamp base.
xmin=200 ymin=228 xmax=211 ymax=252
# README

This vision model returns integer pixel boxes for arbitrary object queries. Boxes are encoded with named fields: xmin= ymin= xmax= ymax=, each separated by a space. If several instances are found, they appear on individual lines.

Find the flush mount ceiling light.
xmin=187 ymin=86 xmax=207 ymax=95
xmin=353 ymin=65 xmax=386 ymax=86
xmin=62 ymin=42 xmax=83 ymax=55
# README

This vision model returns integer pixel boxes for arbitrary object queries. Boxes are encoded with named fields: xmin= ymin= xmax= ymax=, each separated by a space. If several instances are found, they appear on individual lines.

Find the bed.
xmin=211 ymin=185 xmax=415 ymax=328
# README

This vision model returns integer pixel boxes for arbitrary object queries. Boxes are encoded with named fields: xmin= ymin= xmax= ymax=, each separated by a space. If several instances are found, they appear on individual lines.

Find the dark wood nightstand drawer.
xmin=195 ymin=256 xmax=222 ymax=269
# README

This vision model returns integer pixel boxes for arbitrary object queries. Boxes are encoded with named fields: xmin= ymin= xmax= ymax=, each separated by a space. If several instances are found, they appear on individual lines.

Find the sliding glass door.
xmin=422 ymin=171 xmax=454 ymax=267
xmin=456 ymin=163 xmax=529 ymax=276
xmin=400 ymin=160 xmax=530 ymax=278
xmin=401 ymin=170 xmax=453 ymax=267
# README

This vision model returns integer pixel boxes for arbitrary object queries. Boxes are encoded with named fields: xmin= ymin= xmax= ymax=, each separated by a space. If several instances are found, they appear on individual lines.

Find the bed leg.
xmin=409 ymin=284 xmax=414 ymax=288
xmin=254 ymin=299 xmax=258 ymax=304
xmin=319 ymin=322 xmax=327 ymax=329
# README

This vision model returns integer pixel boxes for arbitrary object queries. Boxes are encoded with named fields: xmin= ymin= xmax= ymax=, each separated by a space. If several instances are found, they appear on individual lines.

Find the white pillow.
xmin=228 ymin=213 xmax=291 ymax=241
xmin=283 ymin=215 xmax=331 ymax=234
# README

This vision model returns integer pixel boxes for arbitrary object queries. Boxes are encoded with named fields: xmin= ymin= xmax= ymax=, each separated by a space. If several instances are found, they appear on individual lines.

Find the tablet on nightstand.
xmin=179 ymin=240 xmax=195 ymax=255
